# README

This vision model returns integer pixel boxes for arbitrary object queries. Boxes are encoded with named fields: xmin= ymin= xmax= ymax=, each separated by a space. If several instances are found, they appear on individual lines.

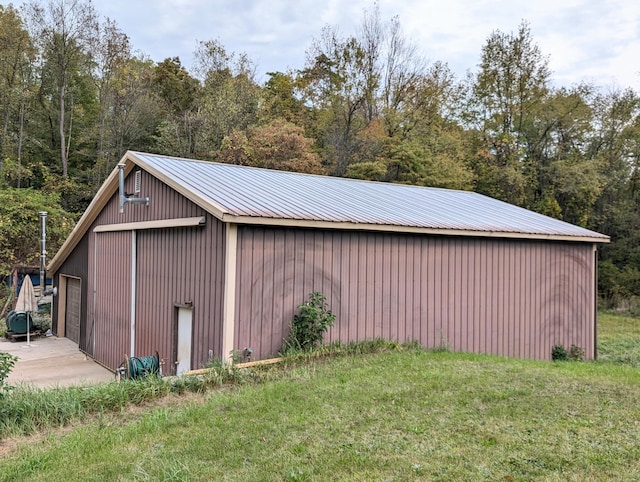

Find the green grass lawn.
xmin=1 ymin=314 xmax=640 ymax=481
xmin=597 ymin=311 xmax=640 ymax=366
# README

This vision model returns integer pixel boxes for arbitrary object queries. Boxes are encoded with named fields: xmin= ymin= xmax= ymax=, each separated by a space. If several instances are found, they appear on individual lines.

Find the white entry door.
xmin=176 ymin=307 xmax=193 ymax=375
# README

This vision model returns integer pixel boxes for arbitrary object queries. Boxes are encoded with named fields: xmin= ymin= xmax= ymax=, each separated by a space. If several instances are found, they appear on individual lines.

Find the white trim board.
xmin=93 ymin=217 xmax=206 ymax=233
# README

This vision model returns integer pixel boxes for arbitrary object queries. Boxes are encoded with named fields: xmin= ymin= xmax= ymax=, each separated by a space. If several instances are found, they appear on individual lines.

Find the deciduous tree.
xmin=0 ymin=188 xmax=76 ymax=272
xmin=24 ymin=0 xmax=99 ymax=177
xmin=152 ymin=57 xmax=201 ymax=157
xmin=470 ymin=21 xmax=551 ymax=205
xmin=193 ymin=40 xmax=261 ymax=156
xmin=0 ymin=6 xmax=35 ymax=181
xmin=218 ymin=119 xmax=323 ymax=174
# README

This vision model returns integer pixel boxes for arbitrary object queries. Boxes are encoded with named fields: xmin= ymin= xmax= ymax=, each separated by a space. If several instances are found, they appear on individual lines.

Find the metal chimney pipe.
xmin=118 ymin=163 xmax=149 ymax=213
xmin=118 ymin=163 xmax=126 ymax=214
xmin=39 ymin=211 xmax=47 ymax=299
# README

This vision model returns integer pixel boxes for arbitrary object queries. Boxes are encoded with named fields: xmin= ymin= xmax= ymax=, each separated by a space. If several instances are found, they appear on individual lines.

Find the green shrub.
xmin=32 ymin=312 xmax=51 ymax=332
xmin=283 ymin=291 xmax=336 ymax=353
xmin=551 ymin=344 xmax=584 ymax=362
xmin=551 ymin=344 xmax=568 ymax=361
xmin=0 ymin=352 xmax=17 ymax=397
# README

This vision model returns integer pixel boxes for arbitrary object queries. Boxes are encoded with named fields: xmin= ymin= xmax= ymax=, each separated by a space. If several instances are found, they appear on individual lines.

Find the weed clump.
xmin=568 ymin=344 xmax=585 ymax=361
xmin=551 ymin=344 xmax=584 ymax=362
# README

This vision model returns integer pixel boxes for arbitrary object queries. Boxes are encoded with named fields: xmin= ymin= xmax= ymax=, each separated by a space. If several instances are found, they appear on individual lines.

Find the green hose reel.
xmin=116 ymin=351 xmax=160 ymax=380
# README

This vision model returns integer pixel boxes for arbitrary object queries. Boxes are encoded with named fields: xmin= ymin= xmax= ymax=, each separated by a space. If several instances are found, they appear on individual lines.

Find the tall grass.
xmin=0 ymin=340 xmax=409 ymax=440
xmin=0 ymin=361 xmax=254 ymax=439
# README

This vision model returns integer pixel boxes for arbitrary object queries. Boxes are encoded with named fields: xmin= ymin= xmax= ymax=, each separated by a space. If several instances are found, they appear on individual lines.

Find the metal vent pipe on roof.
xmin=39 ymin=211 xmax=47 ymax=299
xmin=118 ymin=163 xmax=150 ymax=213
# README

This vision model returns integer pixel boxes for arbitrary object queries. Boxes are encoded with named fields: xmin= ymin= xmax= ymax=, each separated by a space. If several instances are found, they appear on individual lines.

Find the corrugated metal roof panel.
xmin=130 ymin=152 xmax=609 ymax=241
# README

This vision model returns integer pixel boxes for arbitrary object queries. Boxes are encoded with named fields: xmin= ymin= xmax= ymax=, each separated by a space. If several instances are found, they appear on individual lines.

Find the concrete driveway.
xmin=1 ymin=334 xmax=114 ymax=389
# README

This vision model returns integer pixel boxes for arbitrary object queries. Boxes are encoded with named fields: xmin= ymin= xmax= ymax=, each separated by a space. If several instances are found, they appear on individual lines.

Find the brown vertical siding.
xmin=134 ymin=216 xmax=225 ymax=374
xmin=52 ymin=233 xmax=89 ymax=350
xmin=82 ymin=169 xmax=225 ymax=371
xmin=93 ymin=231 xmax=131 ymax=370
xmin=235 ymin=226 xmax=595 ymax=361
xmin=97 ymin=168 xmax=204 ymax=226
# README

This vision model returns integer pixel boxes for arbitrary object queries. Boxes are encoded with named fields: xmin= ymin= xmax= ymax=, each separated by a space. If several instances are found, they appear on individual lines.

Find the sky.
xmin=8 ymin=0 xmax=640 ymax=90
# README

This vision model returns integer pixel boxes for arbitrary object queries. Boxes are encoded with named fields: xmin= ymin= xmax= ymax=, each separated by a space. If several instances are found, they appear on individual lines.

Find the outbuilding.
xmin=48 ymin=151 xmax=609 ymax=373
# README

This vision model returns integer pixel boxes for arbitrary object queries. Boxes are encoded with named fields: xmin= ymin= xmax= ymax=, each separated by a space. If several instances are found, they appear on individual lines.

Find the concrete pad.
xmin=1 ymin=335 xmax=114 ymax=389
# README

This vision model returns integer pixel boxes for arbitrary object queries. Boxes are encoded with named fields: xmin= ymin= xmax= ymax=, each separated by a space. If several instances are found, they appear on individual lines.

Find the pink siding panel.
xmin=133 ymin=216 xmax=225 ymax=374
xmin=235 ymin=226 xmax=595 ymax=361
xmin=94 ymin=231 xmax=131 ymax=371
xmin=86 ymin=169 xmax=225 ymax=371
xmin=96 ymin=168 xmax=203 ymax=227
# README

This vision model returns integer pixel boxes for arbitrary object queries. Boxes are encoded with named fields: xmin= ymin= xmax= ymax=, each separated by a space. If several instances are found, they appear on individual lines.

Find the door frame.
xmin=174 ymin=303 xmax=194 ymax=375
xmin=56 ymin=274 xmax=82 ymax=340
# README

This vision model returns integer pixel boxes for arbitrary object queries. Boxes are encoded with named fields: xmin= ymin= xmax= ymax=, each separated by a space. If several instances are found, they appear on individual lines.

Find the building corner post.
xmin=222 ymin=223 xmax=238 ymax=362
xmin=593 ymin=243 xmax=598 ymax=360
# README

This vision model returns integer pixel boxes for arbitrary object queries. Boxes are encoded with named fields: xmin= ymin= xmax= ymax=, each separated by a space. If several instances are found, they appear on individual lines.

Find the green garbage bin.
xmin=6 ymin=310 xmax=33 ymax=334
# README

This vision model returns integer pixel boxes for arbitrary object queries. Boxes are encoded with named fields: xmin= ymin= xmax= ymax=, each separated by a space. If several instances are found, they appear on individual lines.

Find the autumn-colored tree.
xmin=300 ymin=5 xmax=462 ymax=188
xmin=218 ymin=119 xmax=324 ymax=174
xmin=1 ymin=2 xmax=640 ymax=309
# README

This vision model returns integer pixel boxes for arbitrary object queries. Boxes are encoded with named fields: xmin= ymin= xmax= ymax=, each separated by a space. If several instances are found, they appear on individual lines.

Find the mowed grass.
xmin=597 ymin=311 xmax=640 ymax=366
xmin=1 ymin=316 xmax=640 ymax=481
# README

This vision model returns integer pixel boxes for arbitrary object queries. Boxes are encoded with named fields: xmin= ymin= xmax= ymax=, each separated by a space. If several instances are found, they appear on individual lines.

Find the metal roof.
xmin=130 ymin=151 xmax=608 ymax=242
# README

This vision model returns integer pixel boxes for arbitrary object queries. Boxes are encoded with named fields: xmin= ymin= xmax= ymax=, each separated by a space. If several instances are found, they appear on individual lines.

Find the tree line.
xmin=1 ymin=1 xmax=639 ymax=309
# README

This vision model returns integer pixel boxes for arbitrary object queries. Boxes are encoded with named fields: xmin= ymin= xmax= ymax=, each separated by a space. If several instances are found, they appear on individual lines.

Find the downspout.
xmin=130 ymin=231 xmax=137 ymax=357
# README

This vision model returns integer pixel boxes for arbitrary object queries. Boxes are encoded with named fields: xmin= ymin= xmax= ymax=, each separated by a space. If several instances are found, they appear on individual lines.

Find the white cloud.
xmin=7 ymin=0 xmax=640 ymax=89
